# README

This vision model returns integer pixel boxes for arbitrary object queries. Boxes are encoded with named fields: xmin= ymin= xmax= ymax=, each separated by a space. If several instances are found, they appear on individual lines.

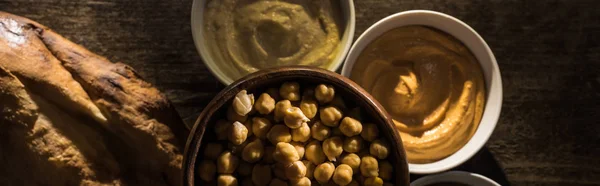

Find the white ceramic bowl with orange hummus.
xmin=341 ymin=10 xmax=502 ymax=174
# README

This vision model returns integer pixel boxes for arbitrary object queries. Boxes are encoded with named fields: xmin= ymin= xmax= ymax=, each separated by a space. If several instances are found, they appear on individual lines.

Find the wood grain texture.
xmin=1 ymin=0 xmax=599 ymax=185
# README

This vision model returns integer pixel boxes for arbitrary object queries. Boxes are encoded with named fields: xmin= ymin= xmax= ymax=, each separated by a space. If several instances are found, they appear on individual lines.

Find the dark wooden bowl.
xmin=183 ymin=66 xmax=410 ymax=186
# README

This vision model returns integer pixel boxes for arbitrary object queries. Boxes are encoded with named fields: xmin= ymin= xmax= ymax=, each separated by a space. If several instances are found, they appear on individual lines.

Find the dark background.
xmin=1 ymin=0 xmax=599 ymax=185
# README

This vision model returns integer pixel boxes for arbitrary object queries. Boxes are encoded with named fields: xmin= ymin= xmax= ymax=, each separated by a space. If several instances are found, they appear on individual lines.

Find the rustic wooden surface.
xmin=1 ymin=0 xmax=599 ymax=185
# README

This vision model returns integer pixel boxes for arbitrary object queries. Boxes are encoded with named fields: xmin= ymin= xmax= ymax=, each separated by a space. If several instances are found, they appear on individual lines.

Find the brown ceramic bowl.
xmin=183 ymin=66 xmax=409 ymax=186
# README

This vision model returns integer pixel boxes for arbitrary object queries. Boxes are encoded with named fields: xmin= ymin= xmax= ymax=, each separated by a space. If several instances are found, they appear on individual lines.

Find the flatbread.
xmin=0 ymin=11 xmax=188 ymax=186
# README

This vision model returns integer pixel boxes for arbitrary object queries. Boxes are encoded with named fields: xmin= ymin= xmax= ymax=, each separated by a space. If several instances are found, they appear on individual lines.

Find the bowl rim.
xmin=182 ymin=66 xmax=410 ymax=186
xmin=340 ymin=10 xmax=503 ymax=174
xmin=191 ymin=0 xmax=356 ymax=85
xmin=410 ymin=171 xmax=501 ymax=186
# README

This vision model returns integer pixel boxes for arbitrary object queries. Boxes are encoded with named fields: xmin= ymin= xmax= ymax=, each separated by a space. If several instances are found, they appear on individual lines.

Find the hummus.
xmin=204 ymin=0 xmax=343 ymax=80
xmin=350 ymin=26 xmax=485 ymax=163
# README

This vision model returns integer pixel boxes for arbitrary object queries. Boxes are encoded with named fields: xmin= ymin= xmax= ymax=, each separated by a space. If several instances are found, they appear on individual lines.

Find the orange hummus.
xmin=350 ymin=26 xmax=486 ymax=163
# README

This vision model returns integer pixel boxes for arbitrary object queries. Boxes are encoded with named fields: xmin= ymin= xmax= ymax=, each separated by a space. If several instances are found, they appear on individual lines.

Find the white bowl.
xmin=191 ymin=0 xmax=356 ymax=85
xmin=411 ymin=171 xmax=501 ymax=186
xmin=341 ymin=10 xmax=502 ymax=174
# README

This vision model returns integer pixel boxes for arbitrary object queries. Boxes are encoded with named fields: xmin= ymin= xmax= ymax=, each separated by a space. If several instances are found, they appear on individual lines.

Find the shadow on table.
xmin=409 ymin=147 xmax=510 ymax=186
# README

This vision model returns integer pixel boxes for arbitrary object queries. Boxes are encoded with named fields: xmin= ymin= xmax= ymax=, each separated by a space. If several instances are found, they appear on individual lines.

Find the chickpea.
xmin=215 ymin=120 xmax=231 ymax=140
xmin=290 ymin=177 xmax=311 ymax=186
xmin=343 ymin=136 xmax=364 ymax=153
xmin=267 ymin=125 xmax=292 ymax=144
xmin=305 ymin=140 xmax=326 ymax=165
xmin=310 ymin=121 xmax=331 ymax=141
xmin=315 ymin=84 xmax=335 ymax=104
xmin=241 ymin=178 xmax=255 ymax=186
xmin=369 ymin=139 xmax=390 ymax=159
xmin=360 ymin=156 xmax=379 ymax=177
xmin=198 ymin=160 xmax=216 ymax=182
xmin=314 ymin=162 xmax=335 ymax=184
xmin=242 ymin=138 xmax=264 ymax=163
xmin=262 ymin=146 xmax=275 ymax=164
xmin=252 ymin=117 xmax=273 ymax=139
xmin=218 ymin=175 xmax=238 ymax=186
xmin=269 ymin=178 xmax=288 ymax=186
xmin=319 ymin=107 xmax=342 ymax=127
xmin=280 ymin=82 xmax=301 ymax=101
xmin=322 ymin=136 xmax=343 ymax=161
xmin=291 ymin=142 xmax=306 ymax=159
xmin=360 ymin=123 xmax=379 ymax=142
xmin=229 ymin=121 xmax=249 ymax=145
xmin=217 ymin=151 xmax=239 ymax=174
xmin=284 ymin=107 xmax=310 ymax=129
xmin=364 ymin=177 xmax=384 ymax=186
xmin=238 ymin=162 xmax=253 ymax=176
xmin=209 ymin=83 xmax=398 ymax=186
xmin=300 ymin=96 xmax=318 ymax=119
xmin=379 ymin=161 xmax=393 ymax=181
xmin=348 ymin=180 xmax=359 ymax=186
xmin=292 ymin=122 xmax=311 ymax=142
xmin=340 ymin=153 xmax=361 ymax=173
xmin=233 ymin=90 xmax=255 ymax=116
xmin=302 ymin=160 xmax=316 ymax=179
xmin=333 ymin=164 xmax=353 ymax=185
xmin=228 ymin=106 xmax=248 ymax=122
xmin=272 ymin=162 xmax=288 ymax=181
xmin=274 ymin=100 xmax=292 ymax=122
xmin=285 ymin=161 xmax=307 ymax=180
xmin=339 ymin=117 xmax=363 ymax=137
xmin=255 ymin=93 xmax=276 ymax=115
xmin=252 ymin=164 xmax=272 ymax=186
xmin=204 ymin=143 xmax=224 ymax=160
xmin=273 ymin=142 xmax=300 ymax=163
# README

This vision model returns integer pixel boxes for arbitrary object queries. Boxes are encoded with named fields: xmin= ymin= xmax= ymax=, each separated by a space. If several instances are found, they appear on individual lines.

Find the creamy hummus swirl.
xmin=350 ymin=26 xmax=486 ymax=163
xmin=204 ymin=0 xmax=342 ymax=80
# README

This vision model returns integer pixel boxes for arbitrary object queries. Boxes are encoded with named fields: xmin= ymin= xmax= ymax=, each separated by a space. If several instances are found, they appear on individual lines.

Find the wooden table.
xmin=2 ymin=0 xmax=599 ymax=185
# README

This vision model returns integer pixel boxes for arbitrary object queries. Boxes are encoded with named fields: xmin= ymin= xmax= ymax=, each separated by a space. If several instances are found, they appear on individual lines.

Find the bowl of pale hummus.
xmin=341 ymin=10 xmax=502 ymax=173
xmin=411 ymin=171 xmax=501 ymax=186
xmin=191 ymin=0 xmax=356 ymax=85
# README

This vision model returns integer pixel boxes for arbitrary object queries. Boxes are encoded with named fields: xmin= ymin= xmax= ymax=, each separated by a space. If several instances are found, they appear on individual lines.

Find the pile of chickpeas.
xmin=197 ymin=82 xmax=394 ymax=186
